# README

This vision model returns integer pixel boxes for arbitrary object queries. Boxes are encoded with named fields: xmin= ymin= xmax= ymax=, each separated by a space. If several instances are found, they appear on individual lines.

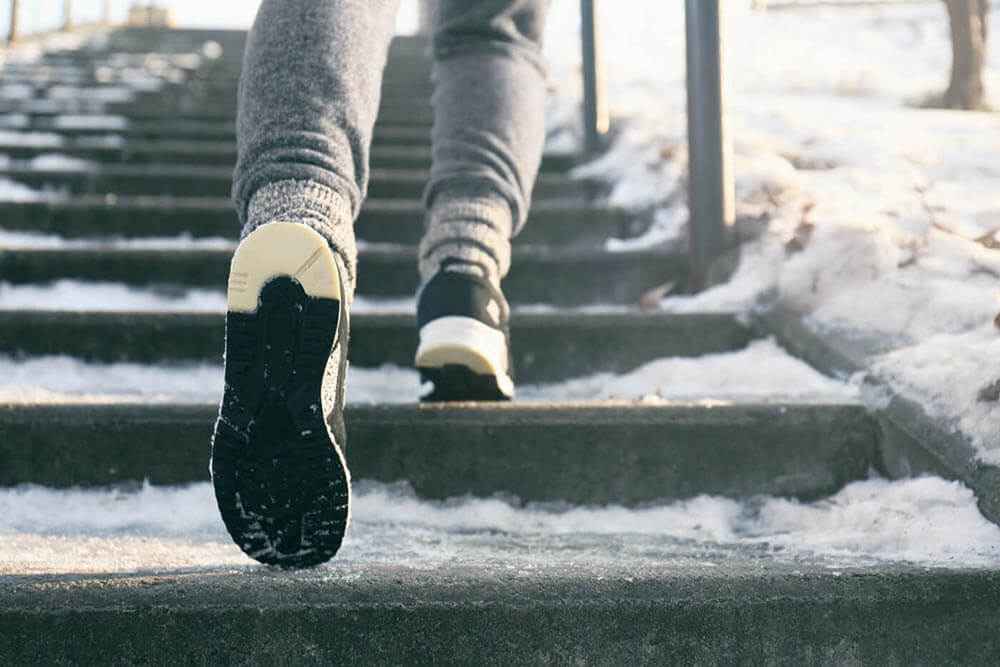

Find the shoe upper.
xmin=416 ymin=265 xmax=511 ymax=336
xmin=415 ymin=263 xmax=515 ymax=400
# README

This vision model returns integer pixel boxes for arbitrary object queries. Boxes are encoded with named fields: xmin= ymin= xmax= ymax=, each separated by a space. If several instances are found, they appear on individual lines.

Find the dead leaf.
xmin=638 ymin=281 xmax=678 ymax=310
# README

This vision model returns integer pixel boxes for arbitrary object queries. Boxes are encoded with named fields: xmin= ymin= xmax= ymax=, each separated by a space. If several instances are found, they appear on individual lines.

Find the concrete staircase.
xmin=1 ymin=27 xmax=997 ymax=664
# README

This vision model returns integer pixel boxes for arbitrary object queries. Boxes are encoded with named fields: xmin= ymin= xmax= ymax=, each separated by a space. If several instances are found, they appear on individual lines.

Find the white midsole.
xmin=415 ymin=316 xmax=513 ymax=397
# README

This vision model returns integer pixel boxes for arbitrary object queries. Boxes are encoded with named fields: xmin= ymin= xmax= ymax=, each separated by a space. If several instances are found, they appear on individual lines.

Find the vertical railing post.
xmin=63 ymin=0 xmax=74 ymax=31
xmin=8 ymin=0 xmax=20 ymax=42
xmin=580 ymin=0 xmax=608 ymax=154
xmin=685 ymin=0 xmax=734 ymax=292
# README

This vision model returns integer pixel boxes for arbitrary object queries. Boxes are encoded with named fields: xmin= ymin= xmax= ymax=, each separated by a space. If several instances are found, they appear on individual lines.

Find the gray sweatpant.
xmin=232 ymin=0 xmax=550 ymax=300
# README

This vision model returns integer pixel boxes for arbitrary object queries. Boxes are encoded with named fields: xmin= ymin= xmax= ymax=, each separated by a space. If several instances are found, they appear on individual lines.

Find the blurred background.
xmin=0 ymin=0 xmax=423 ymax=34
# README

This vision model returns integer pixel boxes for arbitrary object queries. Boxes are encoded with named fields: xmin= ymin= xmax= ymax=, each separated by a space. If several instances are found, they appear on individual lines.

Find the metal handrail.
xmin=580 ymin=0 xmax=608 ymax=154
xmin=579 ymin=0 xmax=733 ymax=292
xmin=685 ymin=0 xmax=734 ymax=291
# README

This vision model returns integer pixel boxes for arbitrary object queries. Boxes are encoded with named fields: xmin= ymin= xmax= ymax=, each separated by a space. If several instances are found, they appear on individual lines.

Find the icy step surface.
xmin=0 ymin=339 xmax=852 ymax=404
xmin=2 ymin=479 xmax=1000 ymax=664
xmin=0 ymin=310 xmax=754 ymax=381
xmin=0 ymin=241 xmax=685 ymax=305
xmin=0 ymin=340 xmax=869 ymax=498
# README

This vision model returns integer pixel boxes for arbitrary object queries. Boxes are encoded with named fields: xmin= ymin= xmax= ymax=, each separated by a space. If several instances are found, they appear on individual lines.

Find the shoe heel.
xmin=416 ymin=315 xmax=514 ymax=400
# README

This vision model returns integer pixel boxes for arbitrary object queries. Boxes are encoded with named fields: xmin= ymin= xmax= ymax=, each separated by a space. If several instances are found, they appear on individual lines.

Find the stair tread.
xmin=0 ymin=309 xmax=754 ymax=381
xmin=0 ymin=196 xmax=641 ymax=244
xmin=0 ymin=401 xmax=876 ymax=500
xmin=2 ymin=543 xmax=994 ymax=665
xmin=0 ymin=140 xmax=581 ymax=170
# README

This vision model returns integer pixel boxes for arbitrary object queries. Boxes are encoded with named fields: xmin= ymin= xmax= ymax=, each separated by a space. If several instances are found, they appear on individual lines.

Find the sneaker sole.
xmin=211 ymin=222 xmax=350 ymax=568
xmin=415 ymin=315 xmax=514 ymax=401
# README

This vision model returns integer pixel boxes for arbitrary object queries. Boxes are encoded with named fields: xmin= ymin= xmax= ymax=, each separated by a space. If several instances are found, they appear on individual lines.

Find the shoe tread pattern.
xmin=212 ymin=277 xmax=348 ymax=568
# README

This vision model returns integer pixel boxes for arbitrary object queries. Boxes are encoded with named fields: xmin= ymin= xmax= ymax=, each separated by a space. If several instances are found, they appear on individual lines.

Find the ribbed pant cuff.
xmin=419 ymin=194 xmax=513 ymax=288
xmin=244 ymin=180 xmax=357 ymax=302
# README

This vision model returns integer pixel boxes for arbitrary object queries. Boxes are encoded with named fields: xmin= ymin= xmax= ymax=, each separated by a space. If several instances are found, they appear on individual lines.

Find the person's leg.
xmin=415 ymin=0 xmax=550 ymax=400
xmin=419 ymin=0 xmax=550 ymax=287
xmin=213 ymin=0 xmax=399 ymax=568
xmin=232 ymin=0 xmax=402 ymax=303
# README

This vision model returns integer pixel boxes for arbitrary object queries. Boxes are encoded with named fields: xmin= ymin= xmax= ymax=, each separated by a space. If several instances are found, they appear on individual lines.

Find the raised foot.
xmin=212 ymin=222 xmax=350 ymax=568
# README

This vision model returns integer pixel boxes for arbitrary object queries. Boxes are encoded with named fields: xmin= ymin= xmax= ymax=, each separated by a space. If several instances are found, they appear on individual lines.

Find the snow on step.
xmin=0 ymin=339 xmax=855 ymax=405
xmin=0 ymin=280 xmax=417 ymax=313
xmin=2 ymin=476 xmax=998 ymax=577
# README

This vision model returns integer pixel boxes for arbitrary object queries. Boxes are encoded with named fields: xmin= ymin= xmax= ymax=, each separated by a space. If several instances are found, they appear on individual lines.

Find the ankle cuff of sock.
xmin=420 ymin=194 xmax=513 ymax=288
xmin=244 ymin=180 xmax=357 ymax=303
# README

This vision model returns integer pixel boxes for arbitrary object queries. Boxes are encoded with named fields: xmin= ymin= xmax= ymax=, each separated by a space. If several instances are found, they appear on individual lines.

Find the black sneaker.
xmin=415 ymin=264 xmax=513 ymax=401
xmin=211 ymin=222 xmax=351 ymax=568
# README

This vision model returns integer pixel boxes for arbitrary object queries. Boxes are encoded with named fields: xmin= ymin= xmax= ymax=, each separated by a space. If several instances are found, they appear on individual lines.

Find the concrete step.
xmin=0 ymin=100 xmax=434 ymax=125
xmin=0 ymin=198 xmax=645 ymax=245
xmin=1 ymin=553 xmax=996 ymax=664
xmin=0 ymin=79 xmax=429 ymax=103
xmin=0 ymin=140 xmax=580 ymax=171
xmin=27 ymin=53 xmax=423 ymax=73
xmin=0 ymin=401 xmax=875 ymax=500
xmin=0 ymin=311 xmax=752 ymax=380
xmin=18 ymin=119 xmax=432 ymax=144
xmin=0 ymin=164 xmax=596 ymax=200
xmin=0 ymin=246 xmax=684 ymax=307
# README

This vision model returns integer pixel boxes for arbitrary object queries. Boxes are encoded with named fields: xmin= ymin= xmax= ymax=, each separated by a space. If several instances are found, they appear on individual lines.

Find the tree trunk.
xmin=8 ymin=0 xmax=19 ymax=42
xmin=943 ymin=0 xmax=989 ymax=110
